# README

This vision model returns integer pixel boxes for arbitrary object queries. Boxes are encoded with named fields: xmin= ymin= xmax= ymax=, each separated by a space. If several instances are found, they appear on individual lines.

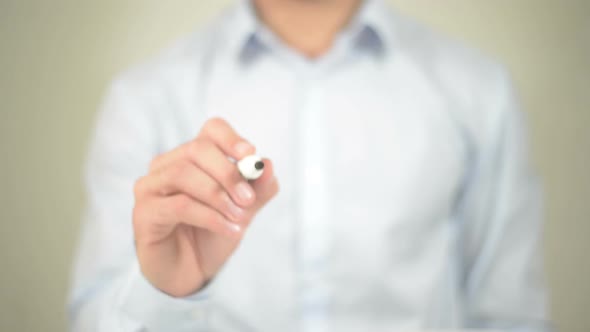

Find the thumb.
xmin=250 ymin=158 xmax=279 ymax=210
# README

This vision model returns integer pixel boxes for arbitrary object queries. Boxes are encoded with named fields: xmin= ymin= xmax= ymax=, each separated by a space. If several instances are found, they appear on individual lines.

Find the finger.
xmin=154 ymin=194 xmax=243 ymax=239
xmin=250 ymin=158 xmax=280 ymax=210
xmin=186 ymin=139 xmax=256 ymax=208
xmin=144 ymin=138 xmax=256 ymax=208
xmin=235 ymin=159 xmax=278 ymax=228
xmin=198 ymin=117 xmax=256 ymax=160
xmin=137 ymin=161 xmax=248 ymax=223
xmin=148 ymin=117 xmax=254 ymax=174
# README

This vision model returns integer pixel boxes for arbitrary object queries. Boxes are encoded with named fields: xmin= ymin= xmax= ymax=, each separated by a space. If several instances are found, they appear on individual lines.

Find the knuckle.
xmin=171 ymin=196 xmax=191 ymax=215
xmin=183 ymin=141 xmax=199 ymax=160
xmin=149 ymin=153 xmax=164 ymax=171
xmin=177 ymin=162 xmax=192 ymax=178
xmin=165 ymin=162 xmax=190 ymax=183
xmin=133 ymin=177 xmax=146 ymax=196
xmin=204 ymin=117 xmax=226 ymax=131
xmin=220 ymin=164 xmax=238 ymax=184
xmin=186 ymin=139 xmax=209 ymax=161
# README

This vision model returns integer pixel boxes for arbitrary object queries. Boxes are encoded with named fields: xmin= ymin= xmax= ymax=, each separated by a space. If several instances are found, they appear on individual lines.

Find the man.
xmin=68 ymin=0 xmax=550 ymax=331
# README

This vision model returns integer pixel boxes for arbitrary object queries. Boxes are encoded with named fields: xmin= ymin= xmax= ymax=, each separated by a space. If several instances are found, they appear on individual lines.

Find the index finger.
xmin=198 ymin=117 xmax=256 ymax=160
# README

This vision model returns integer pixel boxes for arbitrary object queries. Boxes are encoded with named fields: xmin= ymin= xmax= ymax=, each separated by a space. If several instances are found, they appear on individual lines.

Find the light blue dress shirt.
xmin=68 ymin=0 xmax=550 ymax=331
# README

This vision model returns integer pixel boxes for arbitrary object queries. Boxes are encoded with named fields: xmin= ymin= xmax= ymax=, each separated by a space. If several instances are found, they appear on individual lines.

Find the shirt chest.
xmin=156 ymin=57 xmax=470 ymax=324
xmin=200 ymin=60 xmax=467 ymax=228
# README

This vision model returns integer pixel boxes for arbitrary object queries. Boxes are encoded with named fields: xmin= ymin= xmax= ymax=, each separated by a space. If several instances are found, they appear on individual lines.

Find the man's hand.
xmin=132 ymin=118 xmax=279 ymax=297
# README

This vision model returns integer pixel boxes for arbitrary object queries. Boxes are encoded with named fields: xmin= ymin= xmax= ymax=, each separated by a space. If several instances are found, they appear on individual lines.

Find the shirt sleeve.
xmin=67 ymin=73 xmax=211 ymax=332
xmin=457 ymin=68 xmax=552 ymax=331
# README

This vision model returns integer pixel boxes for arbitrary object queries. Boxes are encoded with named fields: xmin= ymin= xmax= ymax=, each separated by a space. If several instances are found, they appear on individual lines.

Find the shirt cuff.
xmin=119 ymin=263 xmax=211 ymax=331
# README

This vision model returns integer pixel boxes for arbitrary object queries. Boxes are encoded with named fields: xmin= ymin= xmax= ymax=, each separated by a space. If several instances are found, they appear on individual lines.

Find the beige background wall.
xmin=1 ymin=1 xmax=588 ymax=331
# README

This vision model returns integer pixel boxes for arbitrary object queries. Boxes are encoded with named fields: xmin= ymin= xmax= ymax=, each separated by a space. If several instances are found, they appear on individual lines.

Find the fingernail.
xmin=234 ymin=141 xmax=254 ymax=157
xmin=235 ymin=182 xmax=254 ymax=203
xmin=225 ymin=220 xmax=241 ymax=233
xmin=226 ymin=199 xmax=245 ymax=221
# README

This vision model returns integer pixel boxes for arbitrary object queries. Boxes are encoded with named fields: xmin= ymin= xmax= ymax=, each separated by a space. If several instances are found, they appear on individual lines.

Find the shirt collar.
xmin=229 ymin=0 xmax=394 ymax=64
xmin=346 ymin=0 xmax=393 ymax=56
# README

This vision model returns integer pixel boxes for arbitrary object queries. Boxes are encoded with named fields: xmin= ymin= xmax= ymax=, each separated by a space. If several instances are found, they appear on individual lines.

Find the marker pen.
xmin=237 ymin=155 xmax=264 ymax=180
